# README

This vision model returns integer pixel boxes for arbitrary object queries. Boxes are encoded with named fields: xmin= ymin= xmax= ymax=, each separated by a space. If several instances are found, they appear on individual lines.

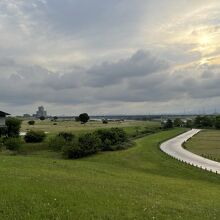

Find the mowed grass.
xmin=21 ymin=120 xmax=160 ymax=136
xmin=0 ymin=128 xmax=220 ymax=219
xmin=185 ymin=129 xmax=220 ymax=161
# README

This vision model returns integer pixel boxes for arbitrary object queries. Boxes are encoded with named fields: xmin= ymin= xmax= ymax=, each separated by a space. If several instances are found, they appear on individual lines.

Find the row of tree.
xmin=162 ymin=115 xmax=220 ymax=129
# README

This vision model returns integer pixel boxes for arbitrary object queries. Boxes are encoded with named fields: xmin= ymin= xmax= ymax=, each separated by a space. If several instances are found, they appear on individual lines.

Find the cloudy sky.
xmin=1 ymin=0 xmax=220 ymax=115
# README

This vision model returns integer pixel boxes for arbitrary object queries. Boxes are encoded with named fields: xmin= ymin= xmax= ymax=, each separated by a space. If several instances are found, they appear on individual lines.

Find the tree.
xmin=164 ymin=119 xmax=173 ymax=129
xmin=194 ymin=116 xmax=213 ymax=128
xmin=40 ymin=116 xmax=45 ymax=121
xmin=53 ymin=116 xmax=58 ymax=121
xmin=215 ymin=116 xmax=220 ymax=129
xmin=5 ymin=118 xmax=22 ymax=137
xmin=173 ymin=118 xmax=183 ymax=127
xmin=78 ymin=113 xmax=90 ymax=124
xmin=186 ymin=120 xmax=193 ymax=128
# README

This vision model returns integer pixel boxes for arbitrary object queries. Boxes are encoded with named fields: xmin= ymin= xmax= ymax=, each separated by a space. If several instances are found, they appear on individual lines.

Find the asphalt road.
xmin=160 ymin=129 xmax=220 ymax=174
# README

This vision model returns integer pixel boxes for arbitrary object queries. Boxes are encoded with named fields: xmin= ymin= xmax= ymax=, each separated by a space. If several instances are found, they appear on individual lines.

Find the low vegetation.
xmin=49 ymin=128 xmax=129 ymax=159
xmin=4 ymin=137 xmax=22 ymax=151
xmin=24 ymin=130 xmax=46 ymax=143
xmin=185 ymin=129 xmax=220 ymax=162
xmin=0 ymin=129 xmax=219 ymax=219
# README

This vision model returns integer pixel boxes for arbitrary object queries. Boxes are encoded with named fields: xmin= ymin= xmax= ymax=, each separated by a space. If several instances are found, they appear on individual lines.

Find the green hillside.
xmin=0 ymin=128 xmax=219 ymax=220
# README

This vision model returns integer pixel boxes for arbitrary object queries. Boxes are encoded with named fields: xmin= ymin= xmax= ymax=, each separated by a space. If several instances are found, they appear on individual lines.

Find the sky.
xmin=1 ymin=0 xmax=220 ymax=116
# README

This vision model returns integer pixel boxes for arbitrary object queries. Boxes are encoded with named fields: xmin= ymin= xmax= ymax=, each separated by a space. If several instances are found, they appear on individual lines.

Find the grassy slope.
xmin=0 ymin=128 xmax=220 ymax=220
xmin=185 ymin=129 xmax=220 ymax=161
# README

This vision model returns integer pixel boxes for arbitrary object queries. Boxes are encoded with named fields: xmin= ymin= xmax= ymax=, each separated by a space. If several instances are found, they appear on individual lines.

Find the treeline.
xmin=163 ymin=115 xmax=220 ymax=129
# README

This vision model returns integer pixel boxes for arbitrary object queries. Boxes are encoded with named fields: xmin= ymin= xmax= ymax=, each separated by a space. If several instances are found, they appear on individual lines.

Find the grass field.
xmin=0 ymin=128 xmax=220 ymax=219
xmin=185 ymin=129 xmax=220 ymax=161
xmin=21 ymin=120 xmax=160 ymax=136
xmin=18 ymin=120 xmax=161 ymax=154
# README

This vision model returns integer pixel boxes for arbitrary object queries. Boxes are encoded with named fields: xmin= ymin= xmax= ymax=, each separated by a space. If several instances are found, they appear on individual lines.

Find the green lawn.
xmin=21 ymin=120 xmax=160 ymax=136
xmin=0 ymin=128 xmax=220 ymax=219
xmin=185 ymin=129 xmax=220 ymax=161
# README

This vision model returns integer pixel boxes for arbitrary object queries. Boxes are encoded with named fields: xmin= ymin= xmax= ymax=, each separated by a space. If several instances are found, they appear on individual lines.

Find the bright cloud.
xmin=0 ymin=0 xmax=220 ymax=115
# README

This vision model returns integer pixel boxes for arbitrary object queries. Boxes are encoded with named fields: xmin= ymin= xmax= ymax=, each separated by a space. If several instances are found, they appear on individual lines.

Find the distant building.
xmin=0 ymin=111 xmax=10 ymax=127
xmin=36 ymin=106 xmax=47 ymax=118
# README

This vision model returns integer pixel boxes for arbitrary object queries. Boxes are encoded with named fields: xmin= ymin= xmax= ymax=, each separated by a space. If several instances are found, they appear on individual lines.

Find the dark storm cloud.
xmin=1 ymin=51 xmax=220 ymax=109
xmin=0 ymin=0 xmax=220 ymax=114
xmin=86 ymin=50 xmax=170 ymax=87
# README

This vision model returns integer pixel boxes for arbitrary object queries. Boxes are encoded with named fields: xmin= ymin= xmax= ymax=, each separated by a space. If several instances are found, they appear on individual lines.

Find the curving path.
xmin=160 ymin=129 xmax=220 ymax=174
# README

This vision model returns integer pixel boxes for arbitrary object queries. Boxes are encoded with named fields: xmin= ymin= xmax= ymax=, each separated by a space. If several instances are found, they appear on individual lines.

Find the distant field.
xmin=185 ymin=129 xmax=220 ymax=161
xmin=18 ymin=120 xmax=161 ymax=155
xmin=21 ymin=119 xmax=161 ymax=136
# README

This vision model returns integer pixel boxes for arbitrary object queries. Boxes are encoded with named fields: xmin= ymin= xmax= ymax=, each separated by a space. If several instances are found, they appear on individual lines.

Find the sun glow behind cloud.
xmin=1 ymin=0 xmax=220 ymax=115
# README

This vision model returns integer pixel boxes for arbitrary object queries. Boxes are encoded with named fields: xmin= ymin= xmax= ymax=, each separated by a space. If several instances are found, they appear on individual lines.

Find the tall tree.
xmin=79 ymin=113 xmax=90 ymax=124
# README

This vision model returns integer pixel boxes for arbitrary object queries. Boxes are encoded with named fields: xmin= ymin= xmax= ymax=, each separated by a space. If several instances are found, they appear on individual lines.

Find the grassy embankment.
xmin=0 ymin=128 xmax=220 ymax=219
xmin=185 ymin=129 xmax=220 ymax=161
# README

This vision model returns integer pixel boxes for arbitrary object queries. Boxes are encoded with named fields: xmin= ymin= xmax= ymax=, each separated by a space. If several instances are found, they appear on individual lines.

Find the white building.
xmin=36 ymin=106 xmax=47 ymax=118
xmin=0 ymin=111 xmax=10 ymax=127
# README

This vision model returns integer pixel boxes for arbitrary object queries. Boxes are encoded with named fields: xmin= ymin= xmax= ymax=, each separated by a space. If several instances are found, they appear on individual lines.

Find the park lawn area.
xmin=185 ymin=129 xmax=220 ymax=161
xmin=21 ymin=119 xmax=160 ymax=136
xmin=0 ymin=128 xmax=220 ymax=220
xmin=16 ymin=120 xmax=161 ymax=155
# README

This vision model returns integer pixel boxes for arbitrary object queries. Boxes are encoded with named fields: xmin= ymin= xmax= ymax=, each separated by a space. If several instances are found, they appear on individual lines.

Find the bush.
xmin=28 ymin=120 xmax=35 ymax=125
xmin=40 ymin=116 xmax=45 ymax=121
xmin=58 ymin=132 xmax=75 ymax=142
xmin=62 ymin=139 xmax=80 ymax=159
xmin=102 ymin=119 xmax=108 ymax=124
xmin=4 ymin=137 xmax=22 ymax=151
xmin=0 ymin=127 xmax=7 ymax=137
xmin=48 ymin=135 xmax=66 ymax=151
xmin=62 ymin=133 xmax=101 ymax=159
xmin=24 ymin=130 xmax=46 ymax=143
xmin=163 ymin=119 xmax=173 ymax=129
xmin=6 ymin=118 xmax=22 ymax=137
xmin=78 ymin=133 xmax=101 ymax=155
xmin=95 ymin=128 xmax=127 ymax=151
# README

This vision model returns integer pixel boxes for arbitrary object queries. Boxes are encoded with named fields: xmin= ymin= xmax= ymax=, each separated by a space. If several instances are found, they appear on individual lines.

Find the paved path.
xmin=160 ymin=129 xmax=220 ymax=174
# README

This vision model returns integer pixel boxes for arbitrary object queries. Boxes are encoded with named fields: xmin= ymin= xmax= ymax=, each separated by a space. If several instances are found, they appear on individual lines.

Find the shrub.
xmin=4 ymin=137 xmax=22 ymax=151
xmin=48 ymin=135 xmax=66 ymax=151
xmin=163 ymin=119 xmax=173 ymax=129
xmin=0 ymin=127 xmax=7 ymax=137
xmin=28 ymin=120 xmax=35 ymax=125
xmin=102 ymin=119 xmax=108 ymax=124
xmin=62 ymin=139 xmax=80 ymax=159
xmin=24 ymin=130 xmax=46 ymax=143
xmin=6 ymin=118 xmax=22 ymax=137
xmin=95 ymin=128 xmax=127 ymax=151
xmin=58 ymin=132 xmax=75 ymax=142
xmin=40 ymin=116 xmax=45 ymax=121
xmin=62 ymin=133 xmax=101 ymax=159
xmin=78 ymin=133 xmax=101 ymax=155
